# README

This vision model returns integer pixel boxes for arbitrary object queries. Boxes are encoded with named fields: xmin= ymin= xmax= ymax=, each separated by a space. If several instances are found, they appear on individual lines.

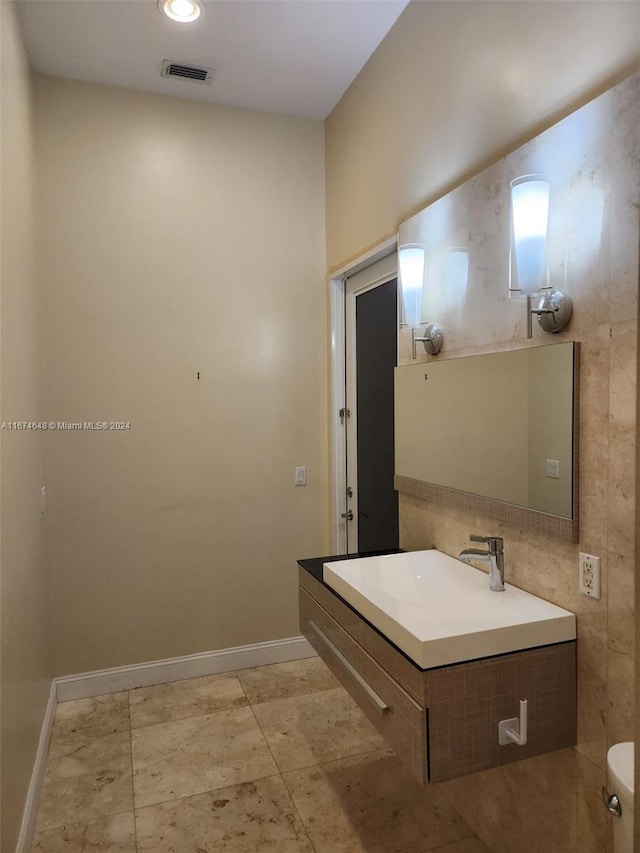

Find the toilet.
xmin=606 ymin=742 xmax=634 ymax=853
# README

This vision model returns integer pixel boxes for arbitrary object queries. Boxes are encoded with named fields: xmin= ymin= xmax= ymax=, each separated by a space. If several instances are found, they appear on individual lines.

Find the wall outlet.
xmin=579 ymin=552 xmax=600 ymax=599
xmin=41 ymin=485 xmax=47 ymax=514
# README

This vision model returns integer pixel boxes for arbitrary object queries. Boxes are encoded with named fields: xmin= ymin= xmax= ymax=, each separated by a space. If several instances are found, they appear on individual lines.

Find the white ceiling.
xmin=17 ymin=0 xmax=409 ymax=120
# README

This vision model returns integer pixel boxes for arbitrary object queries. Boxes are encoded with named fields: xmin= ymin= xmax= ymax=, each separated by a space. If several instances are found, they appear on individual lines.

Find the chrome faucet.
xmin=459 ymin=535 xmax=505 ymax=591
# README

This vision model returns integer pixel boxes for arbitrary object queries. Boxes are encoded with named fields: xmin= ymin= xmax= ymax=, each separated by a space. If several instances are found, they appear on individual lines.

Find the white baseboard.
xmin=56 ymin=635 xmax=316 ymax=702
xmin=15 ymin=680 xmax=57 ymax=853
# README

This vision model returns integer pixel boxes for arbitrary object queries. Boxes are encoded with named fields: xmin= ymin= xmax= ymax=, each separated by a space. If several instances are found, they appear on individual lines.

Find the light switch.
xmin=546 ymin=459 xmax=560 ymax=479
xmin=295 ymin=466 xmax=307 ymax=486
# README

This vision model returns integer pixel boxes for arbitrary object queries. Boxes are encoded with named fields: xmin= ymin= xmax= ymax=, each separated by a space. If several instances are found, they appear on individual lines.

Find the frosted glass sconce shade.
xmin=510 ymin=176 xmax=551 ymax=296
xmin=398 ymin=245 xmax=425 ymax=328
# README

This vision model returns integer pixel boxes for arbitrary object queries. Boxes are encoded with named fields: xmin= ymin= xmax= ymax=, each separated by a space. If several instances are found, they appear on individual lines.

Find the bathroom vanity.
xmin=298 ymin=549 xmax=576 ymax=784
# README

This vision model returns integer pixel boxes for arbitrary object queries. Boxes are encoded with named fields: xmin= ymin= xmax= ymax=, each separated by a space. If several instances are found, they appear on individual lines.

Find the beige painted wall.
xmin=34 ymin=76 xmax=328 ymax=676
xmin=0 ymin=4 xmax=52 ymax=849
xmin=326 ymin=0 xmax=640 ymax=269
xmin=394 ymin=74 xmax=638 ymax=852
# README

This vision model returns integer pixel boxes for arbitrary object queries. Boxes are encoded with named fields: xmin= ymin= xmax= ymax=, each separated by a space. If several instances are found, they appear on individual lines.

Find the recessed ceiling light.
xmin=158 ymin=0 xmax=203 ymax=24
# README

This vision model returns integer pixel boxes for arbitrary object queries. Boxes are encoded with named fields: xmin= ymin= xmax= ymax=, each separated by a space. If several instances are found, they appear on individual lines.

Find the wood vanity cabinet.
xmin=299 ymin=564 xmax=576 ymax=785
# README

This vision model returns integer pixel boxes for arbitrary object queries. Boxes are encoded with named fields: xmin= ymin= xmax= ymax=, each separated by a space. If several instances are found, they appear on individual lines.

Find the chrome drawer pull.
xmin=309 ymin=620 xmax=389 ymax=715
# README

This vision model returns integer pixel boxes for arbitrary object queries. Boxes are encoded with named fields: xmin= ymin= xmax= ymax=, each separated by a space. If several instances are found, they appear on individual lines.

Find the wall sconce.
xmin=509 ymin=175 xmax=572 ymax=338
xmin=398 ymin=244 xmax=443 ymax=358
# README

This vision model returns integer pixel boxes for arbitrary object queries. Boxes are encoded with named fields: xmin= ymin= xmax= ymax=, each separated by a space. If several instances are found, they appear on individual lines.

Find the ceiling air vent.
xmin=161 ymin=60 xmax=214 ymax=85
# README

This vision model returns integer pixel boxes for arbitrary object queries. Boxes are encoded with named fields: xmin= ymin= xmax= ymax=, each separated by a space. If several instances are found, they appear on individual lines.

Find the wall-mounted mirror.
xmin=394 ymin=342 xmax=579 ymax=541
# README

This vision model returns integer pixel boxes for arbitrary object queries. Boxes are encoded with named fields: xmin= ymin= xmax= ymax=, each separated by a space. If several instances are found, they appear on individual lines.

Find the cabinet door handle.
xmin=309 ymin=620 xmax=389 ymax=715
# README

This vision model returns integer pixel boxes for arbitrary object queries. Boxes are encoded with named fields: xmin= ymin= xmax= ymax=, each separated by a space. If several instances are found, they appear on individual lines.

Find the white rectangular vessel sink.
xmin=323 ymin=549 xmax=576 ymax=668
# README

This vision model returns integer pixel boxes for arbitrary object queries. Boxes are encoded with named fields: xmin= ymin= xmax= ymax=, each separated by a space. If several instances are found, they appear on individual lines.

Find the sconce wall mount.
xmin=528 ymin=290 xmax=573 ymax=338
xmin=412 ymin=324 xmax=443 ymax=358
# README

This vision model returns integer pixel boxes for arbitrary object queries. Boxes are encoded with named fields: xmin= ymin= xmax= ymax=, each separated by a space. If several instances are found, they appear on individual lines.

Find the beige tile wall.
xmin=397 ymin=74 xmax=639 ymax=853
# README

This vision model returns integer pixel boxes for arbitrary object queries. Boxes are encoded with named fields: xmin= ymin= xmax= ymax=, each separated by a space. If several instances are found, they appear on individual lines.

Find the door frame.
xmin=329 ymin=235 xmax=398 ymax=553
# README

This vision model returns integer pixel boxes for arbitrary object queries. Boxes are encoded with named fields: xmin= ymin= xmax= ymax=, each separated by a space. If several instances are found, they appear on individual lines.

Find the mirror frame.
xmin=394 ymin=342 xmax=580 ymax=543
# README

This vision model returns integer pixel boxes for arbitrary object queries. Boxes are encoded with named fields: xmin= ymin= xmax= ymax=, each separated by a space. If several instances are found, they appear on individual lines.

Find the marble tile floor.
xmin=31 ymin=656 xmax=490 ymax=853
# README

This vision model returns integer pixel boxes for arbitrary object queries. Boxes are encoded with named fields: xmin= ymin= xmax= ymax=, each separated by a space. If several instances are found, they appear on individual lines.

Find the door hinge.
xmin=341 ymin=509 xmax=354 ymax=521
xmin=339 ymin=407 xmax=351 ymax=424
xmin=346 ymin=486 xmax=353 ymax=498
